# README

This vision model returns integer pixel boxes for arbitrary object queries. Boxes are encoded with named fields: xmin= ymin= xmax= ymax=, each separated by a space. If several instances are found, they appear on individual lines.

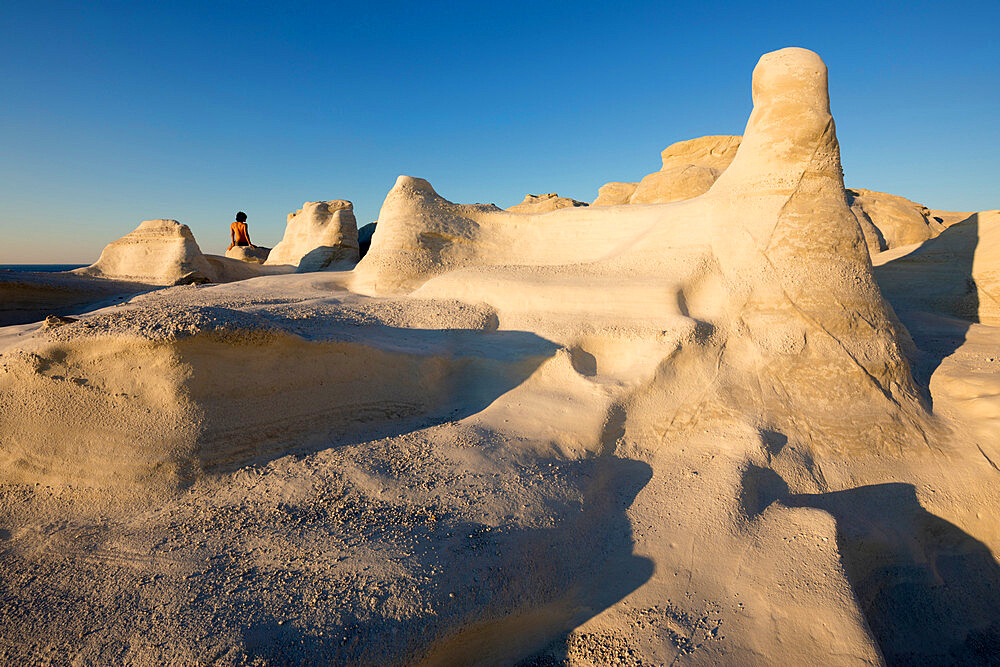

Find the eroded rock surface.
xmin=591 ymin=181 xmax=638 ymax=206
xmin=354 ymin=47 xmax=925 ymax=454
xmin=876 ymin=209 xmax=1000 ymax=324
xmin=507 ymin=193 xmax=588 ymax=214
xmin=264 ymin=200 xmax=360 ymax=271
xmin=74 ymin=219 xmax=218 ymax=285
xmin=847 ymin=187 xmax=945 ymax=252
xmin=593 ymin=135 xmax=742 ymax=205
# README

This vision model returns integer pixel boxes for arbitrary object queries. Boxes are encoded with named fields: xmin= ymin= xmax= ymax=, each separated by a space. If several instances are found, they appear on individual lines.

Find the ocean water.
xmin=0 ymin=264 xmax=87 ymax=273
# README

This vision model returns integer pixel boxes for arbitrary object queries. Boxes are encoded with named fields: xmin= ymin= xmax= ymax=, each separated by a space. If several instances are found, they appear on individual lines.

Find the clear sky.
xmin=1 ymin=0 xmax=998 ymax=263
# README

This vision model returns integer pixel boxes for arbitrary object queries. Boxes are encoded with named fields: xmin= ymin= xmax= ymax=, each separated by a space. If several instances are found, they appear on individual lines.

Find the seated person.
xmin=228 ymin=211 xmax=256 ymax=250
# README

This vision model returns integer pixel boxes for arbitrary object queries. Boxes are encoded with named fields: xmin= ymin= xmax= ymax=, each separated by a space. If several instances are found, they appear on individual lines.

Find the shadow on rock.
xmin=188 ymin=326 xmax=562 ymax=474
xmin=875 ymin=213 xmax=981 ymax=407
xmin=741 ymin=464 xmax=1000 ymax=665
xmin=236 ymin=456 xmax=654 ymax=666
xmin=0 ymin=271 xmax=154 ymax=326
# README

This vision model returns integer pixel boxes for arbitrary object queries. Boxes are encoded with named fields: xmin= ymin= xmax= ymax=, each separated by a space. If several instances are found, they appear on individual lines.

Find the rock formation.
xmin=846 ymin=187 xmax=945 ymax=252
xmin=506 ymin=193 xmax=588 ymax=214
xmin=592 ymin=135 xmax=742 ymax=206
xmin=588 ymin=137 xmax=957 ymax=256
xmin=354 ymin=47 xmax=924 ymax=451
xmin=350 ymin=177 xmax=502 ymax=293
xmin=224 ymin=245 xmax=271 ymax=264
xmin=702 ymin=47 xmax=924 ymax=447
xmin=629 ymin=135 xmax=742 ymax=204
xmin=591 ymin=182 xmax=637 ymax=206
xmin=660 ymin=134 xmax=743 ymax=172
xmin=264 ymin=200 xmax=360 ymax=272
xmin=629 ymin=163 xmax=721 ymax=204
xmin=74 ymin=219 xmax=218 ymax=285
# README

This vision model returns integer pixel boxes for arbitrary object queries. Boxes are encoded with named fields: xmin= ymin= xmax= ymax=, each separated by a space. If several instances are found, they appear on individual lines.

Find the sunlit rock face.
xmin=506 ymin=193 xmax=588 ymax=213
xmin=590 ymin=135 xmax=948 ymax=259
xmin=702 ymin=46 xmax=925 ymax=449
xmin=591 ymin=181 xmax=637 ymax=206
xmin=629 ymin=135 xmax=743 ymax=204
xmin=659 ymin=134 xmax=743 ymax=173
xmin=847 ymin=187 xmax=944 ymax=252
xmin=592 ymin=135 xmax=742 ymax=206
xmin=355 ymin=47 xmax=926 ymax=453
xmin=74 ymin=219 xmax=217 ymax=285
xmin=264 ymin=200 xmax=360 ymax=272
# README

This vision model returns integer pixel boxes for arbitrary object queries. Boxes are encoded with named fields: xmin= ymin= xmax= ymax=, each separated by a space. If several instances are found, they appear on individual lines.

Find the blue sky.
xmin=1 ymin=0 xmax=998 ymax=263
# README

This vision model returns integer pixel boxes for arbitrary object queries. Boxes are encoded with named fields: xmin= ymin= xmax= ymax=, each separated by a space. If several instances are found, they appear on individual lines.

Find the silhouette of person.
xmin=228 ymin=211 xmax=256 ymax=250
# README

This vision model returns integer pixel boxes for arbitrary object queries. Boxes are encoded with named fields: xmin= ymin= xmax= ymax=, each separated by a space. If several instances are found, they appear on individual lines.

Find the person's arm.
xmin=228 ymin=225 xmax=236 ymax=250
xmin=247 ymin=226 xmax=255 ymax=248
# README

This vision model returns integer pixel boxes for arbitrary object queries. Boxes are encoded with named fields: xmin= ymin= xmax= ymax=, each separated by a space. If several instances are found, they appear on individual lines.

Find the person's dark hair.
xmin=236 ymin=211 xmax=247 ymax=222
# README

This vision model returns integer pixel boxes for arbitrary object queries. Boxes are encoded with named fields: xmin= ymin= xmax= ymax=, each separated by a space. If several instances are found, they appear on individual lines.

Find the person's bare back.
xmin=228 ymin=211 xmax=255 ymax=250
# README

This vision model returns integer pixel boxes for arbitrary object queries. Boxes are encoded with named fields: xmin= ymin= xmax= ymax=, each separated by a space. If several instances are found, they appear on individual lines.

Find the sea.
xmin=0 ymin=264 xmax=87 ymax=272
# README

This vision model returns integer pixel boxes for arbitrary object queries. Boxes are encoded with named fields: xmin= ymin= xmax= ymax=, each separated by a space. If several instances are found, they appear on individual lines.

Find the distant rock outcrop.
xmin=660 ymin=134 xmax=743 ymax=173
xmin=594 ymin=135 xmax=743 ymax=206
xmin=264 ymin=200 xmax=360 ymax=272
xmin=846 ymin=188 xmax=945 ymax=252
xmin=506 ymin=193 xmax=588 ymax=214
xmin=225 ymin=245 xmax=271 ymax=264
xmin=630 ymin=163 xmax=722 ymax=204
xmin=591 ymin=182 xmax=638 ymax=207
xmin=593 ymin=137 xmax=956 ymax=255
xmin=74 ymin=219 xmax=218 ymax=285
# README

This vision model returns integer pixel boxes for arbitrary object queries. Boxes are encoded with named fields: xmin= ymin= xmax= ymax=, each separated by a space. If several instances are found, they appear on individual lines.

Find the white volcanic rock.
xmin=506 ymin=193 xmax=588 ymax=214
xmin=593 ymin=135 xmax=960 ymax=256
xmin=591 ymin=181 xmax=638 ymax=206
xmin=702 ymin=46 xmax=923 ymax=446
xmin=224 ymin=245 xmax=271 ymax=264
xmin=264 ymin=200 xmax=360 ymax=271
xmin=594 ymin=135 xmax=743 ymax=205
xmin=659 ymin=134 xmax=742 ymax=172
xmin=629 ymin=163 xmax=721 ymax=204
xmin=355 ymin=48 xmax=923 ymax=453
xmin=846 ymin=187 xmax=944 ymax=252
xmin=74 ymin=219 xmax=217 ymax=285
xmin=203 ymin=254 xmax=274 ymax=282
xmin=350 ymin=177 xmax=503 ymax=293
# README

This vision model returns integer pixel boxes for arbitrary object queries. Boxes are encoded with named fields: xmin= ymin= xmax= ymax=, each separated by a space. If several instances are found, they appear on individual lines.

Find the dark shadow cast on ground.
xmin=240 ymin=457 xmax=654 ymax=666
xmin=186 ymin=324 xmax=563 ymax=475
xmin=742 ymin=464 xmax=1000 ymax=665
